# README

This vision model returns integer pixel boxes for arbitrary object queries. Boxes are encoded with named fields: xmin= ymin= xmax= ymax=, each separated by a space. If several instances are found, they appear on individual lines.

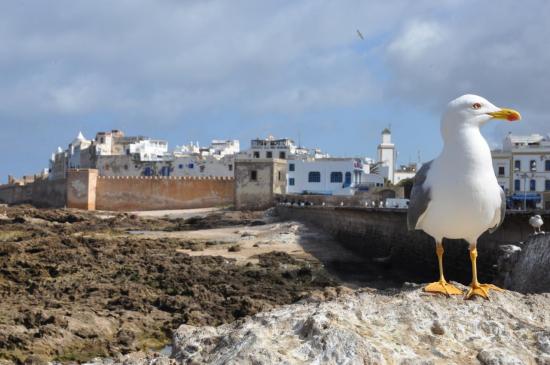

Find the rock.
xmin=537 ymin=331 xmax=550 ymax=354
xmin=477 ymin=348 xmax=525 ymax=365
xmin=163 ymin=286 xmax=549 ymax=364
xmin=430 ymin=320 xmax=445 ymax=335
xmin=498 ymin=234 xmax=550 ymax=293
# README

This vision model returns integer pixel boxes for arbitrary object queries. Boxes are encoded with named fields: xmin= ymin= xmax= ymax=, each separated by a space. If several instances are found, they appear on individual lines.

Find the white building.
xmin=377 ymin=128 xmax=396 ymax=184
xmin=68 ymin=132 xmax=92 ymax=169
xmin=48 ymin=130 xmax=236 ymax=179
xmin=491 ymin=133 xmax=550 ymax=210
xmin=209 ymin=140 xmax=240 ymax=158
xmin=240 ymin=135 xmax=330 ymax=161
xmin=243 ymin=136 xmax=298 ymax=160
xmin=286 ymin=158 xmax=383 ymax=196
xmin=127 ymin=139 xmax=169 ymax=161
xmin=393 ymin=164 xmax=417 ymax=185
xmin=174 ymin=140 xmax=240 ymax=159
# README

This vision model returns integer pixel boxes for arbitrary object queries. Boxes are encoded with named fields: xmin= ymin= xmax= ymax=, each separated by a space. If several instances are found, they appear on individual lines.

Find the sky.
xmin=1 ymin=0 xmax=549 ymax=182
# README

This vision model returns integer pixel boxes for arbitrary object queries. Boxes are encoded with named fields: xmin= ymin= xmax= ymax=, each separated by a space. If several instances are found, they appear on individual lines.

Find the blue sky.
xmin=1 ymin=0 xmax=549 ymax=182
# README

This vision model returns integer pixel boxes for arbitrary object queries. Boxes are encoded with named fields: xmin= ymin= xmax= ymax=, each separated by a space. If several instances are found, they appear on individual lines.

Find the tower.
xmin=377 ymin=128 xmax=395 ymax=184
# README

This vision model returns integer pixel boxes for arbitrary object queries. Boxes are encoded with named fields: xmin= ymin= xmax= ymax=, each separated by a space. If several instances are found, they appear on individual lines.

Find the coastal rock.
xmin=498 ymin=233 xmax=550 ymax=293
xmin=165 ymin=285 xmax=549 ymax=364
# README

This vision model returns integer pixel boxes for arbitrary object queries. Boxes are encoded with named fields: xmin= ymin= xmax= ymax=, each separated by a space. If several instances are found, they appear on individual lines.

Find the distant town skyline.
xmin=1 ymin=1 xmax=549 ymax=182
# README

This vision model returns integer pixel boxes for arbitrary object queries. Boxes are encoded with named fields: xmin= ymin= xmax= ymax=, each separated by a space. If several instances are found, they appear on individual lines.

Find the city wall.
xmin=276 ymin=206 xmax=549 ymax=284
xmin=1 ymin=169 xmax=234 ymax=211
xmin=0 ymin=178 xmax=66 ymax=208
xmin=95 ymin=175 xmax=234 ymax=211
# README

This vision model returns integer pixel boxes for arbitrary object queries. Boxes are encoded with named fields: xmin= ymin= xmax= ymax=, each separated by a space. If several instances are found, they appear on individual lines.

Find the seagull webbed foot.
xmin=465 ymin=283 xmax=504 ymax=300
xmin=424 ymin=280 xmax=462 ymax=296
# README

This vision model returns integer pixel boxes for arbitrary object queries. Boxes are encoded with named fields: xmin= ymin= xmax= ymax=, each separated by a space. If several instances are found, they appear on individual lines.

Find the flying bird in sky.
xmin=408 ymin=94 xmax=521 ymax=299
xmin=356 ymin=29 xmax=364 ymax=40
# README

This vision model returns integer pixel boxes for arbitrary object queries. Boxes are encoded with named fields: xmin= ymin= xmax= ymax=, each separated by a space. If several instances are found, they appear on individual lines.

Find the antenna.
xmin=417 ymin=150 xmax=421 ymax=164
xmin=298 ymin=130 xmax=302 ymax=147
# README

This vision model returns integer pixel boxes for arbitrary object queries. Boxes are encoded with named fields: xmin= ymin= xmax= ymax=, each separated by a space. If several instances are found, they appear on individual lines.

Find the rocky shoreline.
xmin=0 ymin=207 xmax=337 ymax=364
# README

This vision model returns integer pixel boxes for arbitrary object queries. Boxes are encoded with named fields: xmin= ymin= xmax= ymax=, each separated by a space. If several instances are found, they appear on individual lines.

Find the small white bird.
xmin=529 ymin=214 xmax=544 ymax=234
xmin=408 ymin=94 xmax=521 ymax=299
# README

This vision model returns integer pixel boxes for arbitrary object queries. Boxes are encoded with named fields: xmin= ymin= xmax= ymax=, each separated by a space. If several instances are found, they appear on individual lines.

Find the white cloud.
xmin=383 ymin=0 xmax=550 ymax=138
xmin=388 ymin=21 xmax=446 ymax=63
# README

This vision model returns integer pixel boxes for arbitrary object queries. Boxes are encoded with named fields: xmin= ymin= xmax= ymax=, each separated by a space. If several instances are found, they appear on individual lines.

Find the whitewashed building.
xmin=394 ymin=164 xmax=417 ymax=184
xmin=174 ymin=140 xmax=240 ymax=159
xmin=286 ymin=158 xmax=383 ymax=196
xmin=491 ymin=133 xmax=550 ymax=210
xmin=49 ymin=130 xmax=236 ymax=179
xmin=67 ymin=132 xmax=92 ymax=169
xmin=240 ymin=135 xmax=330 ymax=160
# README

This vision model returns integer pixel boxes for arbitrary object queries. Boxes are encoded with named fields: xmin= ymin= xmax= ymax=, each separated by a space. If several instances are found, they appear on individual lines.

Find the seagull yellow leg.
xmin=465 ymin=246 xmax=504 ymax=300
xmin=424 ymin=241 xmax=462 ymax=296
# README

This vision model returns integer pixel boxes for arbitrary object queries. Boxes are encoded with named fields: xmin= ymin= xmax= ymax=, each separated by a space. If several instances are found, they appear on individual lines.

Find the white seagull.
xmin=408 ymin=94 xmax=521 ymax=299
xmin=529 ymin=214 xmax=544 ymax=234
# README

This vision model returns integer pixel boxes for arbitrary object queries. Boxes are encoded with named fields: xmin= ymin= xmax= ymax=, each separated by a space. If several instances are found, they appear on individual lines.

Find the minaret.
xmin=377 ymin=128 xmax=396 ymax=183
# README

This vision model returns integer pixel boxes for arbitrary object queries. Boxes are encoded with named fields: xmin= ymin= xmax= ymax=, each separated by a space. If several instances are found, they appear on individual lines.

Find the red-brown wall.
xmin=95 ymin=176 xmax=234 ymax=211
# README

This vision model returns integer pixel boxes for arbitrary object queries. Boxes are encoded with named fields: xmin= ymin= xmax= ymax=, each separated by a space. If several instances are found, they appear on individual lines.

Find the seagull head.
xmin=442 ymin=94 xmax=521 ymax=132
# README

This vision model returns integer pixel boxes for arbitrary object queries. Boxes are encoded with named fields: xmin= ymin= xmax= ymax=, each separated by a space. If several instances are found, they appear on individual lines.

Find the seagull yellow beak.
xmin=487 ymin=108 xmax=521 ymax=122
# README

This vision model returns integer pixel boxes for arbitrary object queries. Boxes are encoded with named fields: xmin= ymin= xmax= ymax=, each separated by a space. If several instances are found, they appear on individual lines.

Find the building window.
xmin=530 ymin=179 xmax=536 ymax=191
xmin=278 ymin=171 xmax=282 ymax=181
xmin=345 ymin=172 xmax=352 ymax=185
xmin=514 ymin=160 xmax=521 ymax=171
xmin=498 ymin=166 xmax=505 ymax=176
xmin=530 ymin=160 xmax=537 ymax=171
xmin=289 ymin=178 xmax=295 ymax=186
xmin=228 ymin=164 xmax=233 ymax=171
xmin=308 ymin=171 xmax=321 ymax=183
xmin=279 ymin=152 xmax=286 ymax=159
xmin=253 ymin=151 xmax=260 ymax=158
xmin=514 ymin=179 xmax=520 ymax=191
xmin=188 ymin=163 xmax=194 ymax=169
xmin=178 ymin=164 xmax=184 ymax=169
xmin=200 ymin=165 xmax=205 ymax=173
xmin=545 ymin=180 xmax=550 ymax=191
xmin=266 ymin=151 xmax=273 ymax=158
xmin=546 ymin=160 xmax=550 ymax=171
xmin=330 ymin=172 xmax=343 ymax=183
xmin=250 ymin=170 xmax=257 ymax=181
xmin=289 ymin=163 xmax=295 ymax=172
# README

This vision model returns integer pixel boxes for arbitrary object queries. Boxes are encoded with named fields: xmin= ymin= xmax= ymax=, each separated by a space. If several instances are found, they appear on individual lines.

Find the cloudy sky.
xmin=1 ymin=0 xmax=549 ymax=181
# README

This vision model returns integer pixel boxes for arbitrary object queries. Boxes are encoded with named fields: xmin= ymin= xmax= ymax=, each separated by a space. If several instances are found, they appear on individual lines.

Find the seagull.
xmin=408 ymin=94 xmax=521 ymax=299
xmin=529 ymin=214 xmax=544 ymax=234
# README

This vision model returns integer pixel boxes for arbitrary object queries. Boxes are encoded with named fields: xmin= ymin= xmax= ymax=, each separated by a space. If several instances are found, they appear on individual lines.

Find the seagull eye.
xmin=472 ymin=103 xmax=482 ymax=110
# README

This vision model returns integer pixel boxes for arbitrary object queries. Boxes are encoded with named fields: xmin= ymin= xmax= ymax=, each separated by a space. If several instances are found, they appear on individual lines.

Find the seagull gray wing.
xmin=488 ymin=187 xmax=506 ymax=233
xmin=407 ymin=160 xmax=433 ymax=231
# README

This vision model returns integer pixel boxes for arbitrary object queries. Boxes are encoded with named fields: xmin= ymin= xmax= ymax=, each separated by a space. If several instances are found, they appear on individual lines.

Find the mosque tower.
xmin=377 ymin=128 xmax=396 ymax=184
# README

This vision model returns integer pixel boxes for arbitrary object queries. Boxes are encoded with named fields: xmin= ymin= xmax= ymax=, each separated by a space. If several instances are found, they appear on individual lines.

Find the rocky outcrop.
xmin=498 ymin=233 xmax=550 ymax=293
xmin=165 ymin=285 xmax=550 ymax=365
